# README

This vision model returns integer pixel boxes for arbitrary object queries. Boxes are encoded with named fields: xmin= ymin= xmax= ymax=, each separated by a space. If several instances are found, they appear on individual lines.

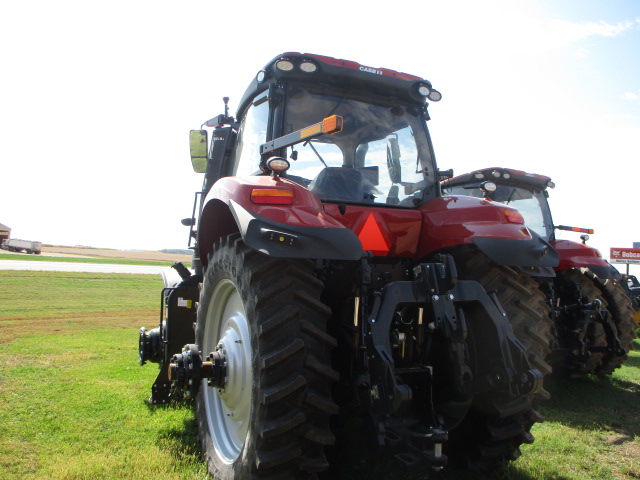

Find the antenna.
xmin=204 ymin=97 xmax=234 ymax=127
xmin=223 ymin=97 xmax=230 ymax=118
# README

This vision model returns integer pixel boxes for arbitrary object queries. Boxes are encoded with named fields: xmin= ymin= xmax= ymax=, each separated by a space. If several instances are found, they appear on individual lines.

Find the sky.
xmin=1 ymin=0 xmax=639 ymax=272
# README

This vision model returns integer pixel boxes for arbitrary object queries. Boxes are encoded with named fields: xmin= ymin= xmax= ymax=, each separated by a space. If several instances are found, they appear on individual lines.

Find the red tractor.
xmin=442 ymin=167 xmax=637 ymax=377
xmin=138 ymin=54 xmax=560 ymax=478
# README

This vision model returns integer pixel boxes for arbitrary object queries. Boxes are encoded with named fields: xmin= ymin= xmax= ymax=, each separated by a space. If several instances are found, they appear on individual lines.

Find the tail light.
xmin=251 ymin=188 xmax=294 ymax=205
xmin=503 ymin=209 xmax=524 ymax=224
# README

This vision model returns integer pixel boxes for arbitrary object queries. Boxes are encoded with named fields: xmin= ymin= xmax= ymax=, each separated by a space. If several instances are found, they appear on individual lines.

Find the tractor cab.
xmin=442 ymin=167 xmax=556 ymax=241
xmin=194 ymin=53 xmax=443 ymax=209
xmin=254 ymin=84 xmax=436 ymax=207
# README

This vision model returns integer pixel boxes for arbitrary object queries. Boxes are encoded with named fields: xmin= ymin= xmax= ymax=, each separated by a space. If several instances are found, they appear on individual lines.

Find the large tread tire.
xmin=588 ymin=273 xmax=638 ymax=375
xmin=447 ymin=399 xmax=542 ymax=468
xmin=447 ymin=249 xmax=552 ymax=466
xmin=453 ymin=249 xmax=554 ymax=402
xmin=554 ymin=269 xmax=609 ymax=377
xmin=195 ymin=234 xmax=338 ymax=480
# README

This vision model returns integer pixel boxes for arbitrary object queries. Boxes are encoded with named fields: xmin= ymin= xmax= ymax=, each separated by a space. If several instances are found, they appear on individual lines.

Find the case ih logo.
xmin=610 ymin=248 xmax=640 ymax=264
xmin=359 ymin=66 xmax=383 ymax=75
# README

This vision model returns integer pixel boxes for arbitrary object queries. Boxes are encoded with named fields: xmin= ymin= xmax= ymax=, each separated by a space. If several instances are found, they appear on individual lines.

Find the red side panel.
xmin=204 ymin=179 xmax=540 ymax=262
xmin=206 ymin=176 xmax=347 ymax=229
xmin=323 ymin=204 xmax=422 ymax=258
xmin=552 ymin=239 xmax=609 ymax=271
xmin=417 ymin=196 xmax=533 ymax=259
xmin=323 ymin=195 xmax=533 ymax=260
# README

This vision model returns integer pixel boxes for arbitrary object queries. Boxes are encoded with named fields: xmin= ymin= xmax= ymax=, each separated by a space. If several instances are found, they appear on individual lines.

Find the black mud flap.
xmin=473 ymin=231 xmax=558 ymax=276
xmin=231 ymin=200 xmax=363 ymax=260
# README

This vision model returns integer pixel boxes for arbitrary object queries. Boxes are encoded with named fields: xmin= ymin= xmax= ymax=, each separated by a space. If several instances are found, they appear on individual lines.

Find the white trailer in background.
xmin=0 ymin=238 xmax=42 ymax=254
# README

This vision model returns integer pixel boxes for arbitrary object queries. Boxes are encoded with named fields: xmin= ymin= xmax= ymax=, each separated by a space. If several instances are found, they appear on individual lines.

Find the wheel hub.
xmin=167 ymin=344 xmax=227 ymax=396
xmin=215 ymin=323 xmax=247 ymax=406
xmin=202 ymin=279 xmax=252 ymax=462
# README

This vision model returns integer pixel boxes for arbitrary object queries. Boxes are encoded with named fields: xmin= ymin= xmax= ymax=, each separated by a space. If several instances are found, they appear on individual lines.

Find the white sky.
xmin=1 ymin=0 xmax=639 ymax=272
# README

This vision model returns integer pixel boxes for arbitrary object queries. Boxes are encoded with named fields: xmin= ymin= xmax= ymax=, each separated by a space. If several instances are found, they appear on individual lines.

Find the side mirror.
xmin=386 ymin=136 xmax=401 ymax=184
xmin=189 ymin=130 xmax=208 ymax=173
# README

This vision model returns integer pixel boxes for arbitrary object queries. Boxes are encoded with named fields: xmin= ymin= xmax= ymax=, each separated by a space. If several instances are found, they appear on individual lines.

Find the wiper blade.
xmin=303 ymin=140 xmax=329 ymax=168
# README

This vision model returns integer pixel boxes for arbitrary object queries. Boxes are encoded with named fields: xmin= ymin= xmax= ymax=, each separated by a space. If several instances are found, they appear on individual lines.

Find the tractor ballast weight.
xmin=139 ymin=54 xmax=558 ymax=477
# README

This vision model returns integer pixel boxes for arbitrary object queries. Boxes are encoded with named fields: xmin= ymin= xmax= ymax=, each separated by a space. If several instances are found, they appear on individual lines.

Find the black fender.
xmin=586 ymin=262 xmax=622 ymax=280
xmin=230 ymin=200 xmax=363 ymax=260
xmin=472 ymin=230 xmax=559 ymax=277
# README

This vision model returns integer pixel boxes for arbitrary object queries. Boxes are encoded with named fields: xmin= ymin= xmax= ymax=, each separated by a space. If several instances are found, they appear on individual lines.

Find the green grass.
xmin=0 ymin=253 xmax=184 ymax=267
xmin=0 ymin=270 xmax=638 ymax=479
xmin=516 ymin=363 xmax=640 ymax=480
xmin=0 ymin=271 xmax=208 ymax=479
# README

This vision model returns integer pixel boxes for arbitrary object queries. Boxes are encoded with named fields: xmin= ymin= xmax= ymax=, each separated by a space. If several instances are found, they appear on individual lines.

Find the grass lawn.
xmin=0 ymin=270 xmax=638 ymax=479
xmin=0 ymin=271 xmax=208 ymax=480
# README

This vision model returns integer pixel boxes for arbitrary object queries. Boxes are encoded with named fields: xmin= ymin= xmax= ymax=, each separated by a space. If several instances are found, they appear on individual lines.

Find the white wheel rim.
xmin=202 ymin=279 xmax=252 ymax=463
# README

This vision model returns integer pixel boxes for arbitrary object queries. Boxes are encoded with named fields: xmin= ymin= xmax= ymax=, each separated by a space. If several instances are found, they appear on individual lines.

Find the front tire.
xmin=196 ymin=234 xmax=338 ymax=479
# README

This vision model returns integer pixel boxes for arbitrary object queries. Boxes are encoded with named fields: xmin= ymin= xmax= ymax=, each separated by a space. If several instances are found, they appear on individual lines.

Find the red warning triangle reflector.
xmin=357 ymin=213 xmax=390 ymax=256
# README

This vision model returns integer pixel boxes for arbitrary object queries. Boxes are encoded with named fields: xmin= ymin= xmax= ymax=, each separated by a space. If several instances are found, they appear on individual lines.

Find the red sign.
xmin=356 ymin=212 xmax=391 ymax=256
xmin=610 ymin=248 xmax=640 ymax=264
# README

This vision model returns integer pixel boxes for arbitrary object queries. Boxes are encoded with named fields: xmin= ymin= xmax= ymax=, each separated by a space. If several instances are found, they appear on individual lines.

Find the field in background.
xmin=0 ymin=270 xmax=638 ymax=479
xmin=0 ymin=245 xmax=192 ymax=267
xmin=40 ymin=245 xmax=192 ymax=263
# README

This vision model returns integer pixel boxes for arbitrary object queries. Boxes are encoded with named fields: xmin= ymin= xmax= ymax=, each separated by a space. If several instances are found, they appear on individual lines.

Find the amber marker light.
xmin=322 ymin=115 xmax=344 ymax=134
xmin=251 ymin=188 xmax=294 ymax=205
xmin=571 ymin=227 xmax=594 ymax=234
xmin=556 ymin=225 xmax=594 ymax=234
xmin=260 ymin=115 xmax=344 ymax=157
xmin=300 ymin=123 xmax=323 ymax=138
xmin=503 ymin=209 xmax=524 ymax=224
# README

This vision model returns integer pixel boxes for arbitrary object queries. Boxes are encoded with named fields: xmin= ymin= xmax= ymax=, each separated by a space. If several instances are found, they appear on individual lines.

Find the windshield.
xmin=446 ymin=184 xmax=554 ymax=240
xmin=281 ymin=86 xmax=437 ymax=207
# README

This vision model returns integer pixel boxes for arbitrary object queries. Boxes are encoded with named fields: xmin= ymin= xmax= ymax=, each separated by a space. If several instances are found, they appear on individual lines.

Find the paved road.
xmin=0 ymin=260 xmax=171 ymax=275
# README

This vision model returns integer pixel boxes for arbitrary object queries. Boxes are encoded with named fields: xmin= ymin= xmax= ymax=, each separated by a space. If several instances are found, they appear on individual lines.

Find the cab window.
xmin=232 ymin=95 xmax=269 ymax=176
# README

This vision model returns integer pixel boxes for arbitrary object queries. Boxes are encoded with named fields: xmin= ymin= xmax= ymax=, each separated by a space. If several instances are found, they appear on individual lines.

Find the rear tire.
xmin=195 ymin=234 xmax=338 ymax=479
xmin=589 ymin=274 xmax=638 ymax=374
xmin=554 ymin=269 xmax=608 ymax=377
xmin=453 ymin=249 xmax=553 ymax=401
xmin=449 ymin=249 xmax=552 ymax=465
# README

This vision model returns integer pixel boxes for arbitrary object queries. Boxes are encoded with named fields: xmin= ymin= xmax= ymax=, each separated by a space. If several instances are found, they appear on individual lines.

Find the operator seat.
xmin=309 ymin=167 xmax=371 ymax=203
